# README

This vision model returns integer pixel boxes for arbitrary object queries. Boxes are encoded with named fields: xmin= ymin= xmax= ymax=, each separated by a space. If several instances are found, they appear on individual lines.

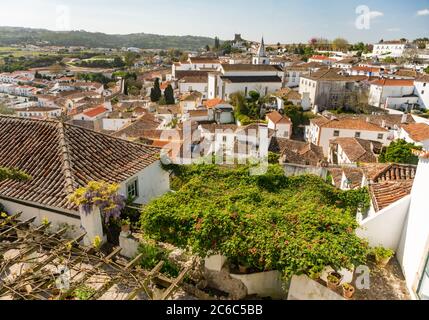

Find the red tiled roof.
xmin=83 ymin=105 xmax=108 ymax=118
xmin=312 ymin=116 xmax=389 ymax=132
xmin=266 ymin=111 xmax=292 ymax=125
xmin=402 ymin=123 xmax=429 ymax=142
xmin=352 ymin=66 xmax=381 ymax=73
xmin=331 ymin=138 xmax=381 ymax=163
xmin=370 ymin=181 xmax=414 ymax=212
xmin=310 ymin=55 xmax=336 ymax=61
xmin=204 ymin=98 xmax=224 ymax=109
xmin=0 ymin=116 xmax=160 ymax=213
xmin=371 ymin=79 xmax=414 ymax=87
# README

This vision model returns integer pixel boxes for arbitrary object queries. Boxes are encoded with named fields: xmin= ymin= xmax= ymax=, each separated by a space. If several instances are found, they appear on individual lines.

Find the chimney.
xmin=381 ymin=120 xmax=386 ymax=128
xmin=401 ymin=114 xmax=408 ymax=124
xmin=366 ymin=117 xmax=370 ymax=123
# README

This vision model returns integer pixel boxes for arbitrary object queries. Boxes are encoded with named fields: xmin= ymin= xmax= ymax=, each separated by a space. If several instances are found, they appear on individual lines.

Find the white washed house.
xmin=372 ymin=41 xmax=407 ymax=58
xmin=415 ymin=75 xmax=429 ymax=110
xmin=306 ymin=116 xmax=389 ymax=156
xmin=208 ymin=64 xmax=283 ymax=100
xmin=368 ymin=79 xmax=416 ymax=109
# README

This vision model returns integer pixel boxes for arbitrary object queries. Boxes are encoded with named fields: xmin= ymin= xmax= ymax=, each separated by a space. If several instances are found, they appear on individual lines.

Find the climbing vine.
xmin=69 ymin=181 xmax=126 ymax=223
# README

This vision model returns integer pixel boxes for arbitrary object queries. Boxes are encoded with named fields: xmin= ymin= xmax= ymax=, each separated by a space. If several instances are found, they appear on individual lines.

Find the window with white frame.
xmin=126 ymin=179 xmax=139 ymax=199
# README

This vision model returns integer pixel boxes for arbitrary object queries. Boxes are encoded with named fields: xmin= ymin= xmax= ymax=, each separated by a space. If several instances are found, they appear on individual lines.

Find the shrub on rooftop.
xmin=140 ymin=164 xmax=369 ymax=279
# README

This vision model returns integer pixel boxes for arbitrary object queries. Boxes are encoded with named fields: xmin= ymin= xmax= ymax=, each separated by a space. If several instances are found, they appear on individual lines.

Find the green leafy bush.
xmin=140 ymin=164 xmax=369 ymax=279
xmin=138 ymin=242 xmax=180 ymax=278
xmin=379 ymin=139 xmax=421 ymax=165
xmin=372 ymin=246 xmax=394 ymax=260
xmin=73 ymin=285 xmax=96 ymax=300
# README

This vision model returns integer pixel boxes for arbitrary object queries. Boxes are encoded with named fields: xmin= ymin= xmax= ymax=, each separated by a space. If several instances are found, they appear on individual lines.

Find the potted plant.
xmin=342 ymin=283 xmax=355 ymax=299
xmin=372 ymin=246 xmax=395 ymax=267
xmin=308 ymin=268 xmax=322 ymax=280
xmin=237 ymin=257 xmax=249 ymax=274
xmin=121 ymin=218 xmax=131 ymax=234
xmin=326 ymin=271 xmax=342 ymax=290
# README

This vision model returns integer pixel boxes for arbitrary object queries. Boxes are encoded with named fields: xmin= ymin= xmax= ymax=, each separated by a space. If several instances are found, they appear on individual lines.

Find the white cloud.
xmin=368 ymin=11 xmax=384 ymax=19
xmin=417 ymin=9 xmax=429 ymax=16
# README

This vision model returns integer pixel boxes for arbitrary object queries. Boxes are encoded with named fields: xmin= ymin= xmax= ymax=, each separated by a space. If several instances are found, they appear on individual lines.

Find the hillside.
xmin=0 ymin=27 xmax=215 ymax=50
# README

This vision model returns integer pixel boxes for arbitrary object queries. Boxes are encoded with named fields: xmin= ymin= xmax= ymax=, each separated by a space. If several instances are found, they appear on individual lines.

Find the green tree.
xmin=214 ymin=37 xmax=220 ymax=50
xmin=205 ymin=45 xmax=210 ymax=52
xmin=164 ymin=84 xmax=175 ymax=105
xmin=124 ymin=52 xmax=140 ymax=67
xmin=113 ymin=57 xmax=126 ymax=68
xmin=248 ymin=90 xmax=260 ymax=103
xmin=150 ymin=78 xmax=162 ymax=102
xmin=221 ymin=41 xmax=232 ymax=55
xmin=332 ymin=38 xmax=349 ymax=52
xmin=383 ymin=57 xmax=396 ymax=64
xmin=229 ymin=92 xmax=249 ymax=116
xmin=379 ymin=139 xmax=422 ymax=165
xmin=425 ymin=66 xmax=429 ymax=74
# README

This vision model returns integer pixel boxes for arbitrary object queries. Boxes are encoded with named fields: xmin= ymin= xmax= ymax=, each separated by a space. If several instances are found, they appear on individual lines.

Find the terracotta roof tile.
xmin=371 ymin=79 xmax=414 ymax=87
xmin=401 ymin=123 xmax=429 ymax=142
xmin=83 ymin=105 xmax=108 ymax=118
xmin=312 ymin=116 xmax=389 ymax=132
xmin=266 ymin=111 xmax=292 ymax=124
xmin=330 ymin=138 xmax=382 ymax=163
xmin=0 ymin=116 xmax=160 ymax=213
xmin=269 ymin=138 xmax=325 ymax=166
xmin=204 ymin=98 xmax=224 ymax=109
xmin=370 ymin=180 xmax=414 ymax=212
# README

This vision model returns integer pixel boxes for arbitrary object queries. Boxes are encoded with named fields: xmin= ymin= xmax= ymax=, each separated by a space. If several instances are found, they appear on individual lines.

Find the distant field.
xmin=0 ymin=47 xmax=58 ymax=58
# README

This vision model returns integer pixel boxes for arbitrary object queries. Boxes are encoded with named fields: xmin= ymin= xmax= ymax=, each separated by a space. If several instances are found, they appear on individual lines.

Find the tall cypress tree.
xmin=164 ymin=85 xmax=175 ymax=105
xmin=154 ymin=78 xmax=162 ymax=101
xmin=214 ymin=36 xmax=220 ymax=50
xmin=150 ymin=78 xmax=162 ymax=102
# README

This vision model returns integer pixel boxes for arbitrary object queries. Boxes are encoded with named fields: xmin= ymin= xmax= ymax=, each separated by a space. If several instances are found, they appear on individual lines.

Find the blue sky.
xmin=1 ymin=0 xmax=428 ymax=43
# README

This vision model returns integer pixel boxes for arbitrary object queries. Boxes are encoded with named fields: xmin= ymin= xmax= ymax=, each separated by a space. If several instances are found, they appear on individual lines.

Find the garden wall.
xmin=356 ymin=195 xmax=411 ymax=250
xmin=282 ymin=164 xmax=327 ymax=179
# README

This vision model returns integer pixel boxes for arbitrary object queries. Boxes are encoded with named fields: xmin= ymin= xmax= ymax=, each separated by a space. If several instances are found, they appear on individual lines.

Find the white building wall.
xmin=397 ymin=157 xmax=429 ymax=297
xmin=208 ymin=74 xmax=217 ymax=100
xmin=318 ymin=128 xmax=389 ymax=156
xmin=373 ymin=44 xmax=406 ymax=57
xmin=178 ymin=82 xmax=208 ymax=99
xmin=415 ymin=80 xmax=429 ymax=110
xmin=357 ymin=195 xmax=411 ymax=250
xmin=335 ymin=144 xmax=352 ymax=165
xmin=102 ymin=118 xmax=132 ymax=131
xmin=0 ymin=198 xmax=81 ymax=238
xmin=119 ymin=161 xmax=170 ymax=205
xmin=299 ymin=78 xmax=318 ymax=108
xmin=385 ymin=96 xmax=419 ymax=110
xmin=285 ymin=70 xmax=306 ymax=88
xmin=369 ymin=85 xmax=415 ymax=108
xmin=223 ymin=82 xmax=282 ymax=100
